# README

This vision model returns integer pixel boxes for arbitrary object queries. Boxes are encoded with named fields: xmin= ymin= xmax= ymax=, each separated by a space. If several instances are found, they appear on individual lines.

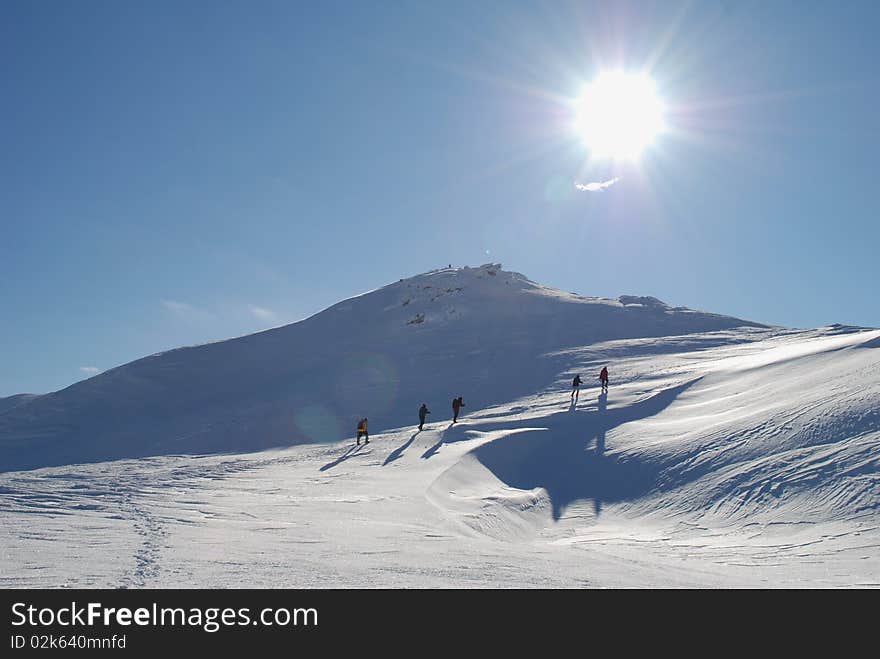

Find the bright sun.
xmin=574 ymin=72 xmax=665 ymax=160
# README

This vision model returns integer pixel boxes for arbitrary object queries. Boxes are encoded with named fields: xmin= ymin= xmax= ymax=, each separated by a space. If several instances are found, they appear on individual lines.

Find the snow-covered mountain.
xmin=0 ymin=394 xmax=38 ymax=416
xmin=2 ymin=264 xmax=878 ymax=587
xmin=2 ymin=323 xmax=878 ymax=586
xmin=0 ymin=264 xmax=765 ymax=472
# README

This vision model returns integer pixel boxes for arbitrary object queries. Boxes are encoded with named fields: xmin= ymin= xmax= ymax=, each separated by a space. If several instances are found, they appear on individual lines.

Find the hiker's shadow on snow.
xmin=383 ymin=432 xmax=420 ymax=466
xmin=421 ymin=422 xmax=472 ymax=460
xmin=473 ymin=406 xmax=528 ymax=420
xmin=473 ymin=381 xmax=696 ymax=520
xmin=319 ymin=444 xmax=363 ymax=471
xmin=593 ymin=391 xmax=608 ymax=515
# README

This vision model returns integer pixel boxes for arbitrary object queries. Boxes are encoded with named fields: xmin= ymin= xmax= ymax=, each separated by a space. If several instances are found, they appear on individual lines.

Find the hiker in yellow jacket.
xmin=356 ymin=418 xmax=369 ymax=445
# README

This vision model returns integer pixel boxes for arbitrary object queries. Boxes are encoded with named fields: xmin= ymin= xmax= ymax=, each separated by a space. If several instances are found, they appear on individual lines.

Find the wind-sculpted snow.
xmin=1 ymin=326 xmax=877 ymax=586
xmin=467 ymin=380 xmax=700 ymax=521
xmin=424 ymin=329 xmax=880 ymax=548
xmin=0 ymin=264 xmax=766 ymax=472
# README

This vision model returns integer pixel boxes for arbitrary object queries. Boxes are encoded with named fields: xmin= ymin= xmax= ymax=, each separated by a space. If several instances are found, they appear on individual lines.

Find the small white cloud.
xmin=80 ymin=366 xmax=100 ymax=376
xmin=160 ymin=299 xmax=216 ymax=323
xmin=249 ymin=305 xmax=278 ymax=322
xmin=575 ymin=177 xmax=620 ymax=192
xmin=161 ymin=299 xmax=196 ymax=315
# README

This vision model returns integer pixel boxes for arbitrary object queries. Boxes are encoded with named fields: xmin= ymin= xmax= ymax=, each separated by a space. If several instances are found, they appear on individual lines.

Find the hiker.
xmin=599 ymin=366 xmax=609 ymax=393
xmin=418 ymin=403 xmax=431 ymax=431
xmin=356 ymin=418 xmax=369 ymax=445
xmin=571 ymin=374 xmax=582 ymax=403
xmin=452 ymin=396 xmax=465 ymax=423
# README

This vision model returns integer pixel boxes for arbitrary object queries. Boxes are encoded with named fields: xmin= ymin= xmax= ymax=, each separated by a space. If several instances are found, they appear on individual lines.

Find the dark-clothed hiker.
xmin=356 ymin=418 xmax=369 ymax=445
xmin=452 ymin=396 xmax=465 ymax=423
xmin=599 ymin=367 xmax=609 ymax=393
xmin=571 ymin=374 xmax=582 ymax=402
xmin=418 ymin=404 xmax=430 ymax=431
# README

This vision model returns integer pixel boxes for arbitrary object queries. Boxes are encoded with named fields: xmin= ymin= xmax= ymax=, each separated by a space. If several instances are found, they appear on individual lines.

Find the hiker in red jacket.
xmin=599 ymin=366 xmax=609 ymax=393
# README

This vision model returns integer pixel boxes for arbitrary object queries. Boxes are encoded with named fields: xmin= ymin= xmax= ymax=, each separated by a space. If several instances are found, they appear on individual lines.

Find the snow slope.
xmin=0 ymin=394 xmax=38 ymax=415
xmin=1 ymin=319 xmax=877 ymax=587
xmin=0 ymin=264 xmax=765 ymax=472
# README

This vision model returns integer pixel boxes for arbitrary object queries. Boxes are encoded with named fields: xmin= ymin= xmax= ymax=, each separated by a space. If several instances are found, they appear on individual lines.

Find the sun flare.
xmin=574 ymin=72 xmax=665 ymax=160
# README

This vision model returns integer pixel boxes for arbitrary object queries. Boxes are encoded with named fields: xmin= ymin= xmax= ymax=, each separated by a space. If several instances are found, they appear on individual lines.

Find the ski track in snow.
xmin=1 ymin=324 xmax=878 ymax=587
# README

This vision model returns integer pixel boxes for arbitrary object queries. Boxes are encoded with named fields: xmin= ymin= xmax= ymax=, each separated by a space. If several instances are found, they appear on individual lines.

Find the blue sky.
xmin=2 ymin=0 xmax=879 ymax=396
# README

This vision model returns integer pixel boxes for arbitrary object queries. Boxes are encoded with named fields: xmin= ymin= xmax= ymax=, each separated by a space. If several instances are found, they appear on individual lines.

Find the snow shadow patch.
xmin=421 ymin=422 xmax=484 ymax=460
xmin=472 ymin=380 xmax=699 ymax=520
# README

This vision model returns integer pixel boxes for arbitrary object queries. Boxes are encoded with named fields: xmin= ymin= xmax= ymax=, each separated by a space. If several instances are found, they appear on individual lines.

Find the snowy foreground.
xmin=2 ymin=325 xmax=878 ymax=588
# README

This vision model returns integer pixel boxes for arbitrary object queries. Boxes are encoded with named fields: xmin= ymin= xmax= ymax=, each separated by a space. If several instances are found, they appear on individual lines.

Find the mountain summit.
xmin=0 ymin=264 xmax=765 ymax=471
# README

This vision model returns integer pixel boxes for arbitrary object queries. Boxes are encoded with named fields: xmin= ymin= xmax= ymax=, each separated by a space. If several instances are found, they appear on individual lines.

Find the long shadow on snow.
xmin=469 ymin=380 xmax=699 ymax=520
xmin=319 ymin=444 xmax=366 ymax=471
xmin=421 ymin=421 xmax=486 ymax=460
xmin=383 ymin=432 xmax=420 ymax=466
